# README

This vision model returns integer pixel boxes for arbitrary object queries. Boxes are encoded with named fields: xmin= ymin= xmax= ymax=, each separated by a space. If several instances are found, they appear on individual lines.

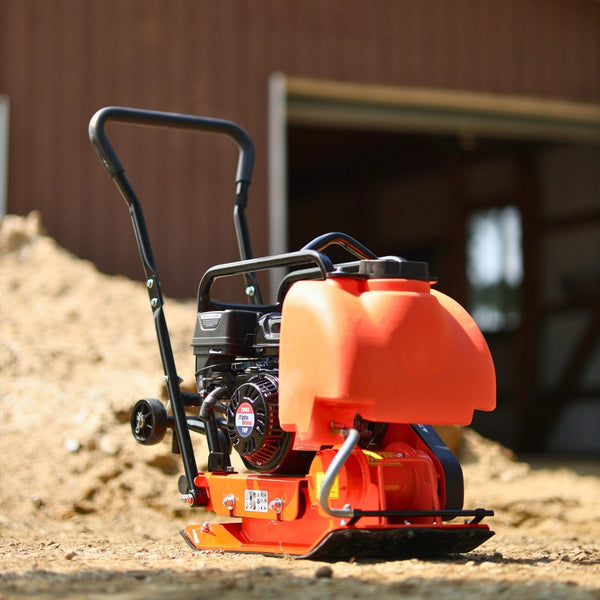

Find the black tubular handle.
xmin=89 ymin=106 xmax=254 ymax=184
xmin=88 ymin=106 xmax=257 ymax=504
xmin=302 ymin=232 xmax=378 ymax=260
xmin=197 ymin=249 xmax=334 ymax=311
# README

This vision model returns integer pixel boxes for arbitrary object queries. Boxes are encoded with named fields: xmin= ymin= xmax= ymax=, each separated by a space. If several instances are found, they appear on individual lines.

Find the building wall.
xmin=1 ymin=0 xmax=599 ymax=296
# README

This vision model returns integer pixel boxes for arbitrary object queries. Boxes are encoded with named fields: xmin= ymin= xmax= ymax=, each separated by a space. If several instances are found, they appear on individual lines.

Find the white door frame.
xmin=0 ymin=95 xmax=9 ymax=216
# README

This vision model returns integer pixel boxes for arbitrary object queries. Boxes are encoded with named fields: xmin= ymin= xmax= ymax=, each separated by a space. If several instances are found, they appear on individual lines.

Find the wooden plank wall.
xmin=1 ymin=0 xmax=599 ymax=296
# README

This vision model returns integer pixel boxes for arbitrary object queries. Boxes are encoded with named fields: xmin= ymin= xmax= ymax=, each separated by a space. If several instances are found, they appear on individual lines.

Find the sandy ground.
xmin=1 ymin=213 xmax=599 ymax=599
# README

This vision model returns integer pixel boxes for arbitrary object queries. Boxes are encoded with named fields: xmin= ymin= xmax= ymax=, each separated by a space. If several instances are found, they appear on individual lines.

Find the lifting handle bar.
xmin=88 ymin=106 xmax=257 ymax=505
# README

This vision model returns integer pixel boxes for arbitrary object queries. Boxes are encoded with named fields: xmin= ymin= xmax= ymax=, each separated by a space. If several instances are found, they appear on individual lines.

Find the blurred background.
xmin=1 ymin=0 xmax=599 ymax=455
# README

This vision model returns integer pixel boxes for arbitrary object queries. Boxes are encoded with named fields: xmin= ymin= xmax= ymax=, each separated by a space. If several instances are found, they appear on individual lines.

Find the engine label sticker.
xmin=244 ymin=489 xmax=268 ymax=512
xmin=315 ymin=472 xmax=340 ymax=499
xmin=235 ymin=402 xmax=255 ymax=438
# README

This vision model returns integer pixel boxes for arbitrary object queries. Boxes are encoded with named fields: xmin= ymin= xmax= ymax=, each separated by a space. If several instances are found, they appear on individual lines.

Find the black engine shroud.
xmin=192 ymin=309 xmax=312 ymax=474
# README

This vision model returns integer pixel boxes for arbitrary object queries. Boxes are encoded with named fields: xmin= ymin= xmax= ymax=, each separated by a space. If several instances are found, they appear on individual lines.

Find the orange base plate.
xmin=180 ymin=521 xmax=494 ymax=561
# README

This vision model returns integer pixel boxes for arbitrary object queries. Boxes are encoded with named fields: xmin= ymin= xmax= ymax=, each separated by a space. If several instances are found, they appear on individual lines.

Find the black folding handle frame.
xmin=89 ymin=106 xmax=263 ymax=505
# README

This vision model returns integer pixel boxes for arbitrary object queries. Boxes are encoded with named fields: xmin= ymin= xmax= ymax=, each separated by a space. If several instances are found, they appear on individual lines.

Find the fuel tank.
xmin=278 ymin=259 xmax=495 ymax=448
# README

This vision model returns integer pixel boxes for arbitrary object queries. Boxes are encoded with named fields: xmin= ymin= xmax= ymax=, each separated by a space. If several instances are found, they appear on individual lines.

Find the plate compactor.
xmin=89 ymin=107 xmax=496 ymax=561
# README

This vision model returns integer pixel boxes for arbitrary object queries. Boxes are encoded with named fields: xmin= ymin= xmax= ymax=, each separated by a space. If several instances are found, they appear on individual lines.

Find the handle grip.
xmin=89 ymin=106 xmax=254 ymax=184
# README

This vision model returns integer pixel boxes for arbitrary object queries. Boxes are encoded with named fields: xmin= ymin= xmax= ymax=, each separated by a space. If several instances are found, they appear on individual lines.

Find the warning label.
xmin=235 ymin=402 xmax=255 ymax=438
xmin=244 ymin=489 xmax=268 ymax=512
xmin=315 ymin=472 xmax=339 ymax=499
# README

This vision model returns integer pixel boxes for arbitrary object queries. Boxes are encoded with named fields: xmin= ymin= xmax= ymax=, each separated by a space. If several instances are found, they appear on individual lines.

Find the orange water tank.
xmin=278 ymin=260 xmax=495 ymax=449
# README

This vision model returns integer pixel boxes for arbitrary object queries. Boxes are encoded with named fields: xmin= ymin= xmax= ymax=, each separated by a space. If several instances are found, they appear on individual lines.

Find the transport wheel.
xmin=130 ymin=398 xmax=167 ymax=445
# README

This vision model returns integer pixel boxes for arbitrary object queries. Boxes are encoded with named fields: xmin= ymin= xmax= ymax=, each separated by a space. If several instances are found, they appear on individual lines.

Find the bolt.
xmin=181 ymin=494 xmax=194 ymax=505
xmin=222 ymin=494 xmax=235 ymax=511
xmin=245 ymin=285 xmax=255 ymax=297
xmin=150 ymin=298 xmax=158 ymax=308
xmin=201 ymin=522 xmax=211 ymax=533
xmin=269 ymin=498 xmax=283 ymax=514
xmin=134 ymin=410 xmax=146 ymax=435
xmin=146 ymin=279 xmax=154 ymax=289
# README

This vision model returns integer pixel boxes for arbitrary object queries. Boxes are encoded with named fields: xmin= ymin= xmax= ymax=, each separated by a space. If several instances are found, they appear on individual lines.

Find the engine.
xmin=191 ymin=309 xmax=312 ymax=474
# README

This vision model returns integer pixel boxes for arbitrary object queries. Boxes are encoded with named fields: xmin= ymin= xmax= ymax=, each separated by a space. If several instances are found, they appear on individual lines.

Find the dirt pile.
xmin=0 ymin=212 xmax=202 ymax=540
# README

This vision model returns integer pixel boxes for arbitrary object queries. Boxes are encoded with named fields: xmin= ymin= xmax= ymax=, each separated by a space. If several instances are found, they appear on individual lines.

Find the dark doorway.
xmin=287 ymin=125 xmax=540 ymax=299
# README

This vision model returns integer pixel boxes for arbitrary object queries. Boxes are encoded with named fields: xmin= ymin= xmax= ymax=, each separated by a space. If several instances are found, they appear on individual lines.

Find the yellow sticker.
xmin=362 ymin=450 xmax=398 ymax=465
xmin=315 ymin=472 xmax=339 ymax=499
xmin=362 ymin=450 xmax=384 ymax=465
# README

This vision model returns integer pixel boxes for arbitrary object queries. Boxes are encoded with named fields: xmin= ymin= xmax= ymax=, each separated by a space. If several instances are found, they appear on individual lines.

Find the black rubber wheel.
xmin=130 ymin=398 xmax=168 ymax=445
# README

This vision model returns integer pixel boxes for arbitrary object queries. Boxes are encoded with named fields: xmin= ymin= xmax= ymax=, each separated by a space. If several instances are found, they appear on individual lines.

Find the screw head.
xmin=245 ymin=285 xmax=256 ymax=297
xmin=222 ymin=494 xmax=235 ymax=510
xmin=269 ymin=497 xmax=283 ymax=514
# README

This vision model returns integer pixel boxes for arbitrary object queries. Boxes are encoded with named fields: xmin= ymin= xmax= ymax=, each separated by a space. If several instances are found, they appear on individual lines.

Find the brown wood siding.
xmin=1 ymin=0 xmax=599 ymax=296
